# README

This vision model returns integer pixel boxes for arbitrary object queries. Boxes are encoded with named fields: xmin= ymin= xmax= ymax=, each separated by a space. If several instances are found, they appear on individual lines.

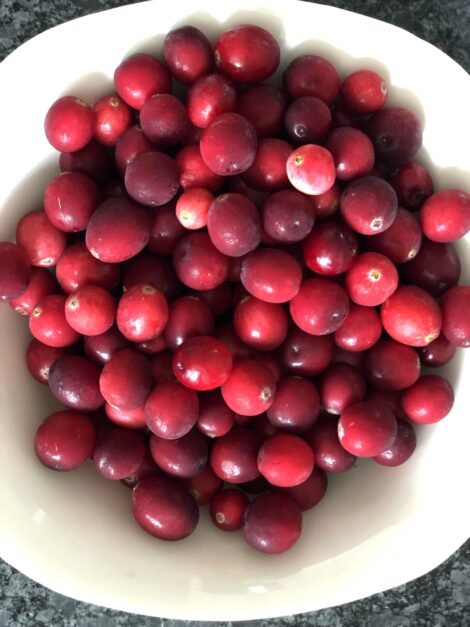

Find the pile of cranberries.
xmin=1 ymin=24 xmax=469 ymax=555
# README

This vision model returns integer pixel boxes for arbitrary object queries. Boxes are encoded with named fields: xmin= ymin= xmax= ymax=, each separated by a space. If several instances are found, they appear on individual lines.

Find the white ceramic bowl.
xmin=0 ymin=0 xmax=469 ymax=620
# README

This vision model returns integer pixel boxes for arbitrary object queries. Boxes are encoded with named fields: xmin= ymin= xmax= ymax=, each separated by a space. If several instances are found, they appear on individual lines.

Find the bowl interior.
xmin=0 ymin=0 xmax=469 ymax=620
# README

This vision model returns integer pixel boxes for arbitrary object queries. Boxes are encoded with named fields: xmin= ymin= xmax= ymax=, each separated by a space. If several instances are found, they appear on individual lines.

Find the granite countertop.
xmin=1 ymin=0 xmax=469 ymax=625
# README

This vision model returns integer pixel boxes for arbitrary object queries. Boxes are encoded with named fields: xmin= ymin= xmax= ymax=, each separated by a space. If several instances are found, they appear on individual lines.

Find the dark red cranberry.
xmin=403 ymin=239 xmax=461 ymax=298
xmin=93 ymin=94 xmax=132 ymax=146
xmin=278 ymin=467 xmax=327 ymax=511
xmin=173 ymin=232 xmax=230 ymax=290
xmin=184 ymin=464 xmax=222 ymax=505
xmin=186 ymin=73 xmax=237 ymax=128
xmin=60 ymin=139 xmax=114 ymax=184
xmin=345 ymin=252 xmax=398 ymax=306
xmin=175 ymin=188 xmax=212 ymax=230
xmin=210 ymin=489 xmax=249 ymax=531
xmin=29 ymin=294 xmax=80 ymax=347
xmin=286 ymin=144 xmax=336 ymax=195
xmin=310 ymin=182 xmax=341 ymax=219
xmin=243 ymin=492 xmax=302 ymax=554
xmin=25 ymin=340 xmax=69 ymax=384
xmin=290 ymin=278 xmax=350 ymax=336
xmin=172 ymin=335 xmax=233 ymax=390
xmin=114 ymin=53 xmax=171 ymax=110
xmin=285 ymin=96 xmax=331 ymax=145
xmin=147 ymin=200 xmax=186 ymax=255
xmin=65 ymin=285 xmax=115 ymax=336
xmin=196 ymin=390 xmax=235 ymax=438
xmin=200 ymin=113 xmax=257 ymax=176
xmin=340 ymin=176 xmax=398 ymax=235
xmin=56 ymin=243 xmax=121 ymax=294
xmin=237 ymin=84 xmax=287 ymax=138
xmin=389 ymin=161 xmax=434 ymax=211
xmin=319 ymin=363 xmax=366 ymax=415
xmin=331 ymin=101 xmax=361 ymax=129
xmin=373 ymin=418 xmax=417 ymax=467
xmin=420 ymin=189 xmax=470 ymax=242
xmin=105 ymin=402 xmax=146 ymax=430
xmin=9 ymin=267 xmax=56 ymax=316
xmin=117 ymin=284 xmax=168 ymax=343
xmin=341 ymin=70 xmax=387 ymax=114
xmin=136 ymin=334 xmax=167 ymax=356
xmin=145 ymin=381 xmax=199 ymax=439
xmin=325 ymin=127 xmax=375 ymax=181
xmin=364 ymin=339 xmax=420 ymax=391
xmin=332 ymin=346 xmax=365 ymax=369
xmin=121 ymin=449 xmax=160 ymax=487
xmin=221 ymin=359 xmax=276 ymax=416
xmin=83 ymin=326 xmax=128 ymax=365
xmin=175 ymin=144 xmax=224 ymax=191
xmin=44 ymin=96 xmax=95 ymax=152
xmin=284 ymin=54 xmax=340 ymax=104
xmin=262 ymin=189 xmax=314 ymax=243
xmin=227 ymin=175 xmax=269 ymax=208
xmin=210 ymin=426 xmax=260 ymax=483
xmin=16 ymin=210 xmax=66 ymax=267
xmin=304 ymin=419 xmax=356 ymax=473
xmin=132 ymin=475 xmax=199 ymax=540
xmin=114 ymin=125 xmax=155 ymax=176
xmin=140 ymin=94 xmax=188 ymax=145
xmin=366 ymin=388 xmax=404 ymax=418
xmin=188 ymin=282 xmax=232 ymax=318
xmin=215 ymin=322 xmax=253 ymax=361
xmin=401 ymin=374 xmax=454 ymax=424
xmin=0 ymin=242 xmax=30 ymax=302
xmin=280 ymin=327 xmax=334 ymax=377
xmin=150 ymin=429 xmax=208 ymax=478
xmin=214 ymin=25 xmax=280 ymax=83
xmin=163 ymin=26 xmax=213 ymax=85
xmin=123 ymin=253 xmax=181 ymax=301
xmin=366 ymin=107 xmax=422 ymax=166
xmin=338 ymin=400 xmax=397 ymax=457
xmin=242 ymin=138 xmax=291 ymax=192
xmin=94 ymin=428 xmax=145 ymax=480
xmin=252 ymin=412 xmax=281 ymax=440
xmin=366 ymin=207 xmax=422 ymax=263
xmin=49 ymin=355 xmax=103 ymax=411
xmin=151 ymin=351 xmax=176 ymax=383
xmin=163 ymin=296 xmax=214 ymax=352
xmin=207 ymin=193 xmax=260 ymax=257
xmin=44 ymin=171 xmax=101 ymax=233
xmin=239 ymin=475 xmax=270 ymax=495
xmin=418 ymin=334 xmax=456 ymax=367
xmin=303 ymin=221 xmax=358 ymax=275
xmin=240 ymin=248 xmax=301 ymax=304
xmin=234 ymin=296 xmax=288 ymax=351
xmin=34 ymin=410 xmax=95 ymax=471
xmin=437 ymin=283 xmax=470 ymax=345
xmin=99 ymin=348 xmax=153 ymax=410
xmin=125 ymin=151 xmax=179 ymax=207
xmin=334 ymin=304 xmax=382 ymax=352
xmin=267 ymin=376 xmax=320 ymax=433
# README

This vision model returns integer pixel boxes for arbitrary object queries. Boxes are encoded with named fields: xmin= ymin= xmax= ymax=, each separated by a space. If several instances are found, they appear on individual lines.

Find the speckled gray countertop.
xmin=1 ymin=1 xmax=469 ymax=625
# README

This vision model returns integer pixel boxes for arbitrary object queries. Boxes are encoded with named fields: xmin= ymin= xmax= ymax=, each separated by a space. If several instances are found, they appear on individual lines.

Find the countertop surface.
xmin=1 ymin=0 xmax=469 ymax=625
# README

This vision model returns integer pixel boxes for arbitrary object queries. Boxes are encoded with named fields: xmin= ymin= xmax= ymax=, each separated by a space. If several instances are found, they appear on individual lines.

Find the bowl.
xmin=0 ymin=0 xmax=469 ymax=620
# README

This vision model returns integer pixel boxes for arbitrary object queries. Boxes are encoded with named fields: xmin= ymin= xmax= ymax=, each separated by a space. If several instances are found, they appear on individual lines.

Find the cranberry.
xmin=338 ymin=400 xmax=397 ymax=457
xmin=215 ymin=322 xmax=253 ymax=361
xmin=60 ymin=138 xmax=114 ymax=184
xmin=174 ymin=188 xmax=212 ymax=230
xmin=114 ymin=53 xmax=171 ymax=110
xmin=402 ymin=240 xmax=460 ymax=297
xmin=237 ymin=84 xmax=287 ymax=138
xmin=64 ymin=285 xmax=115 ymax=336
xmin=373 ymin=419 xmax=417 ymax=468
xmin=29 ymin=294 xmax=80 ymax=347
xmin=320 ymin=363 xmax=366 ymax=415
xmin=286 ymin=144 xmax=336 ymax=196
xmin=440 ymin=285 xmax=470 ymax=347
xmin=332 ymin=103 xmax=362 ymax=129
xmin=346 ymin=252 xmax=398 ymax=307
xmin=262 ymin=190 xmax=314 ymax=243
xmin=418 ymin=334 xmax=456 ymax=367
xmin=304 ymin=419 xmax=356 ymax=473
xmin=145 ymin=381 xmax=199 ymax=439
xmin=125 ymin=151 xmax=179 ymax=207
xmin=16 ymin=210 xmax=66 ymax=267
xmin=173 ymin=335 xmax=233 ymax=390
xmin=173 ymin=232 xmax=230 ymax=290
xmin=284 ymin=54 xmax=340 ymax=105
xmin=240 ymin=248 xmax=301 ymax=304
xmin=9 ymin=267 xmax=56 ymax=316
xmin=49 ymin=355 xmax=103 ymax=411
xmin=364 ymin=339 xmax=420 ymax=391
xmin=121 ymin=449 xmax=160 ymax=488
xmin=34 ymin=410 xmax=95 ymax=471
xmin=186 ymin=73 xmax=237 ymax=129
xmin=366 ymin=207 xmax=422 ymax=264
xmin=303 ymin=221 xmax=358 ymax=276
xmin=310 ymin=182 xmax=341 ymax=219
xmin=26 ymin=340 xmax=69 ymax=384
xmin=114 ymin=125 xmax=155 ymax=176
xmin=280 ymin=327 xmax=334 ymax=377
xmin=83 ymin=327 xmax=128 ymax=365
xmin=290 ymin=278 xmax=350 ymax=336
xmin=44 ymin=171 xmax=101 ymax=233
xmin=93 ymin=94 xmax=132 ymax=146
xmin=389 ymin=161 xmax=434 ymax=211
xmin=242 ymin=138 xmax=291 ymax=192
xmin=243 ymin=492 xmax=302 ymax=554
xmin=44 ymin=96 xmax=95 ymax=152
xmin=200 ymin=113 xmax=257 ymax=176
xmin=99 ymin=348 xmax=153 ymax=410
xmin=105 ymin=402 xmax=146 ymax=430
xmin=227 ymin=176 xmax=269 ymax=208
xmin=210 ymin=489 xmax=249 ymax=531
xmin=175 ymin=144 xmax=224 ymax=192
xmin=334 ymin=303 xmax=382 ymax=352
xmin=163 ymin=26 xmax=213 ymax=85
xmin=221 ymin=359 xmax=276 ymax=416
xmin=184 ymin=464 xmax=222 ymax=505
xmin=123 ymin=253 xmax=181 ymax=301
xmin=117 ymin=284 xmax=168 ymax=343
xmin=341 ymin=70 xmax=387 ymax=114
xmin=325 ymin=126 xmax=375 ymax=181
xmin=147 ymin=200 xmax=186 ymax=255
xmin=86 ymin=197 xmax=151 ymax=263
xmin=332 ymin=346 xmax=365 ymax=369
xmin=278 ymin=467 xmax=328 ymax=511
xmin=234 ymin=296 xmax=288 ymax=351
xmin=188 ymin=282 xmax=232 ymax=318
xmin=366 ymin=107 xmax=422 ymax=166
xmin=151 ymin=351 xmax=176 ymax=383
xmin=150 ymin=429 xmax=208 ymax=479
xmin=210 ymin=426 xmax=260 ymax=483
xmin=340 ymin=176 xmax=398 ymax=235
xmin=366 ymin=388 xmax=404 ymax=418
xmin=267 ymin=376 xmax=320 ymax=433
xmin=207 ymin=193 xmax=260 ymax=257
xmin=136 ymin=335 xmax=167 ymax=356
xmin=401 ymin=374 xmax=454 ymax=425
xmin=0 ymin=242 xmax=30 ymax=301
xmin=56 ymin=243 xmax=120 ymax=294
xmin=164 ymin=296 xmax=214 ymax=352
xmin=214 ymin=25 xmax=280 ymax=84
xmin=132 ymin=475 xmax=199 ymax=540
xmin=140 ymin=94 xmax=188 ymax=145
xmin=285 ymin=96 xmax=331 ymax=144
xmin=197 ymin=390 xmax=235 ymax=438
xmin=420 ymin=189 xmax=470 ymax=242
xmin=94 ymin=428 xmax=145 ymax=480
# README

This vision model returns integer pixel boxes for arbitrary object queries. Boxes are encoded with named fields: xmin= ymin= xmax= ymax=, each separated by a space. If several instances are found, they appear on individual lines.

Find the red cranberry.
xmin=197 ymin=390 xmax=235 ymax=438
xmin=175 ymin=144 xmax=224 ymax=192
xmin=86 ymin=197 xmax=151 ymax=263
xmin=221 ymin=359 xmax=276 ymax=416
xmin=366 ymin=107 xmax=422 ymax=166
xmin=151 ymin=351 xmax=176 ymax=383
xmin=304 ymin=419 xmax=356 ymax=473
xmin=341 ymin=70 xmax=387 ymax=114
xmin=320 ymin=363 xmax=366 ymax=415
xmin=345 ymin=252 xmax=398 ymax=306
xmin=114 ymin=125 xmax=155 ymax=176
xmin=262 ymin=190 xmax=314 ymax=243
xmin=367 ymin=207 xmax=422 ymax=263
xmin=210 ymin=426 xmax=260 ymax=483
xmin=207 ymin=193 xmax=260 ymax=257
xmin=418 ymin=334 xmax=456 ymax=367
xmin=123 ymin=253 xmax=181 ymax=301
xmin=373 ymin=418 xmax=417 ymax=467
xmin=163 ymin=26 xmax=213 ymax=85
xmin=121 ymin=449 xmax=160 ymax=487
xmin=364 ymin=339 xmax=420 ymax=391
xmin=16 ymin=210 xmax=66 ymax=267
xmin=188 ymin=282 xmax=232 ymax=318
xmin=234 ymin=296 xmax=288 ymax=351
xmin=285 ymin=96 xmax=331 ymax=144
xmin=334 ymin=304 xmax=382 ymax=352
xmin=60 ymin=138 xmax=114 ymax=184
xmin=26 ymin=340 xmax=69 ymax=384
xmin=163 ymin=296 xmax=214 ymax=352
xmin=145 ymin=381 xmax=199 ymax=439
xmin=186 ymin=73 xmax=237 ymax=128
xmin=325 ymin=127 xmax=375 ymax=181
xmin=340 ymin=176 xmax=398 ymax=235
xmin=242 ymin=138 xmax=291 ymax=192
xmin=136 ymin=334 xmax=167 ymax=356
xmin=147 ymin=200 xmax=186 ymax=255
xmin=44 ymin=96 xmax=95 ymax=152
xmin=267 ymin=376 xmax=320 ymax=433
xmin=105 ymin=402 xmax=146 ymax=430
xmin=401 ymin=374 xmax=454 ymax=424
xmin=284 ymin=54 xmax=340 ymax=105
xmin=420 ymin=189 xmax=470 ymax=242
xmin=173 ymin=232 xmax=230 ymax=290
xmin=150 ymin=429 xmax=208 ymax=479
xmin=389 ymin=161 xmax=434 ymax=211
xmin=243 ymin=492 xmax=302 ymax=554
xmin=278 ymin=467 xmax=327 ymax=511
xmin=125 ymin=151 xmax=179 ymax=207
xmin=240 ymin=248 xmax=301 ymax=304
xmin=214 ymin=25 xmax=280 ymax=84
xmin=94 ymin=428 xmax=145 ymax=480
xmin=29 ymin=294 xmax=80 ymax=347
xmin=9 ymin=267 xmax=56 ymax=316
xmin=310 ymin=182 xmax=341 ymax=219
xmin=49 ymin=355 xmax=103 ymax=411
xmin=93 ymin=94 xmax=132 ymax=146
xmin=140 ymin=94 xmax=188 ymax=145
xmin=290 ymin=278 xmax=350 ymax=336
xmin=44 ymin=172 xmax=101 ymax=233
xmin=83 ymin=326 xmax=128 ymax=365
xmin=172 ymin=335 xmax=233 ymax=391
xmin=100 ymin=348 xmax=153 ymax=410
xmin=401 ymin=240 xmax=461 ymax=297
xmin=303 ymin=221 xmax=358 ymax=276
xmin=286 ymin=144 xmax=336 ymax=196
xmin=200 ymin=113 xmax=257 ymax=176
xmin=175 ymin=188 xmax=212 ymax=230
xmin=132 ymin=475 xmax=199 ymax=540
xmin=237 ymin=84 xmax=287 ymax=138
xmin=56 ymin=243 xmax=121 ymax=294
xmin=210 ymin=489 xmax=249 ymax=531
xmin=34 ymin=410 xmax=95 ymax=471
xmin=440 ymin=285 xmax=470 ymax=348
xmin=0 ymin=242 xmax=31 ymax=302
xmin=280 ymin=327 xmax=334 ymax=377
xmin=338 ymin=400 xmax=397 ymax=457
xmin=64 ymin=285 xmax=115 ymax=336
xmin=215 ymin=321 xmax=253 ymax=361
xmin=114 ymin=53 xmax=171 ymax=110
xmin=117 ymin=284 xmax=168 ymax=343
xmin=184 ymin=464 xmax=222 ymax=505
